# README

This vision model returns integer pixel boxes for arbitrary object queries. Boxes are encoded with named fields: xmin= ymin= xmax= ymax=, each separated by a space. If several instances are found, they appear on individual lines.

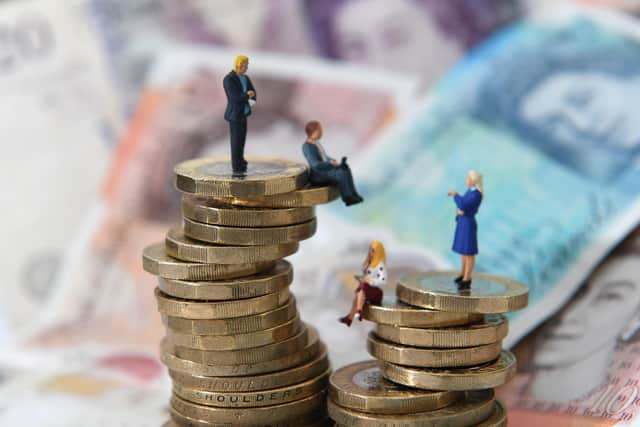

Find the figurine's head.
xmin=304 ymin=120 xmax=323 ymax=141
xmin=368 ymin=240 xmax=386 ymax=267
xmin=234 ymin=55 xmax=249 ymax=75
xmin=467 ymin=170 xmax=483 ymax=194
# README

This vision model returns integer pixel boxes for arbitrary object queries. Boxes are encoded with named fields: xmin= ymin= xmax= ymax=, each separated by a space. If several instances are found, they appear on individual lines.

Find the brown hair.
xmin=305 ymin=120 xmax=321 ymax=137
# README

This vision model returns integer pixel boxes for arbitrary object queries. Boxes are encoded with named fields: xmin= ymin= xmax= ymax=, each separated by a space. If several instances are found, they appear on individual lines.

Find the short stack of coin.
xmin=328 ymin=271 xmax=529 ymax=426
xmin=142 ymin=157 xmax=339 ymax=426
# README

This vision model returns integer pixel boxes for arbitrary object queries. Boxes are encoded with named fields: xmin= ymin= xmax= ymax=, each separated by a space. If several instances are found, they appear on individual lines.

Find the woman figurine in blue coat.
xmin=302 ymin=120 xmax=363 ymax=206
xmin=448 ymin=170 xmax=483 ymax=290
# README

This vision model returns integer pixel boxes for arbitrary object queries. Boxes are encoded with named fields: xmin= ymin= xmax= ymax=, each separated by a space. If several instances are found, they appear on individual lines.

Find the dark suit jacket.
xmin=223 ymin=70 xmax=256 ymax=122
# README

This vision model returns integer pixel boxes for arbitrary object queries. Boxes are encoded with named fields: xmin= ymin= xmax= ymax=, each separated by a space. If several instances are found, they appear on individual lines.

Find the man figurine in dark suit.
xmin=223 ymin=55 xmax=256 ymax=176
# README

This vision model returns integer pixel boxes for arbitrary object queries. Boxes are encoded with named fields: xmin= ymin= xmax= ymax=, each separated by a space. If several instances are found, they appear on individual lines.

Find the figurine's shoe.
xmin=339 ymin=315 xmax=352 ymax=327
xmin=454 ymin=275 xmax=463 ymax=284
xmin=345 ymin=195 xmax=363 ymax=206
xmin=457 ymin=279 xmax=472 ymax=291
xmin=232 ymin=170 xmax=247 ymax=178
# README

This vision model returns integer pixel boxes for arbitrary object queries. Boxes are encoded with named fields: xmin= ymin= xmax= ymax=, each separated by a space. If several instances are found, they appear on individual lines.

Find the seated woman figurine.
xmin=302 ymin=120 xmax=363 ymax=206
xmin=340 ymin=240 xmax=387 ymax=326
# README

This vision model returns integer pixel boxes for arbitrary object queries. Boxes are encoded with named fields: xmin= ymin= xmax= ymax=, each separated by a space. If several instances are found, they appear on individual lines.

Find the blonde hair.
xmin=365 ymin=240 xmax=387 ymax=269
xmin=468 ymin=170 xmax=484 ymax=195
xmin=234 ymin=55 xmax=249 ymax=70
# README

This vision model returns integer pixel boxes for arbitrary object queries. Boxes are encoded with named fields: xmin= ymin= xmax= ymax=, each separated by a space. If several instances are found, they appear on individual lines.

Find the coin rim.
xmin=182 ymin=196 xmax=316 ymax=227
xmin=328 ymin=360 xmax=462 ymax=414
xmin=374 ymin=314 xmax=508 ymax=348
xmin=174 ymin=157 xmax=309 ymax=197
xmin=157 ymin=260 xmax=293 ymax=300
xmin=382 ymin=351 xmax=517 ymax=391
xmin=165 ymin=227 xmax=299 ymax=264
xmin=167 ymin=341 xmax=330 ymax=392
xmin=367 ymin=332 xmax=502 ymax=368
xmin=183 ymin=216 xmax=317 ymax=246
xmin=397 ymin=270 xmax=529 ymax=313
xmin=218 ymin=185 xmax=340 ymax=208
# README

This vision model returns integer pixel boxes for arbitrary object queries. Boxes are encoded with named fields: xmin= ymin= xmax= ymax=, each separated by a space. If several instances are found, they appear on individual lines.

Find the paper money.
xmin=0 ymin=362 xmax=169 ymax=426
xmin=0 ymin=0 xmax=121 ymax=344
xmin=26 ymin=46 xmax=416 ymax=363
xmin=89 ymin=0 xmax=521 ymax=104
xmin=325 ymin=8 xmax=640 ymax=348
xmin=497 ymin=227 xmax=640 ymax=424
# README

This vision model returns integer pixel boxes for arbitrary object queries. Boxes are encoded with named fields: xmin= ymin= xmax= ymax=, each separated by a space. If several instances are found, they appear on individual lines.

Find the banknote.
xmin=0 ymin=0 xmax=121 ymax=344
xmin=497 ymin=227 xmax=640 ymax=425
xmin=325 ymin=8 xmax=640 ymax=348
xmin=89 ymin=0 xmax=521 ymax=106
xmin=0 ymin=360 xmax=169 ymax=426
xmin=23 ymin=45 xmax=417 ymax=359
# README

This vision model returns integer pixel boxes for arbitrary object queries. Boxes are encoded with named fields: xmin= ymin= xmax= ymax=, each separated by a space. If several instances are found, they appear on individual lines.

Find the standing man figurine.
xmin=448 ymin=170 xmax=483 ymax=290
xmin=223 ymin=55 xmax=256 ymax=176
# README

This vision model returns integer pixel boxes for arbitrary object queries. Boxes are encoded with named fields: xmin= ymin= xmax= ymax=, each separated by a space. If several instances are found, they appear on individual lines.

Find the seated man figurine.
xmin=302 ymin=121 xmax=363 ymax=206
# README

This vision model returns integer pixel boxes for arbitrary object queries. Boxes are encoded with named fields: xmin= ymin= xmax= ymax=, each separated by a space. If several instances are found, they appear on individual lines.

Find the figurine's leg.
xmin=229 ymin=121 xmax=242 ymax=171
xmin=354 ymin=289 xmax=366 ymax=320
xmin=239 ymin=119 xmax=247 ymax=167
xmin=467 ymin=255 xmax=475 ymax=279
xmin=455 ymin=257 xmax=465 ymax=283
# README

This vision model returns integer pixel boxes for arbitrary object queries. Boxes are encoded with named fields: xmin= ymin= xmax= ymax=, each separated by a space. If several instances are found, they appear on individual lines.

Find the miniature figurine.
xmin=223 ymin=54 xmax=256 ymax=176
xmin=302 ymin=120 xmax=363 ymax=206
xmin=448 ymin=170 xmax=484 ymax=290
xmin=340 ymin=240 xmax=387 ymax=326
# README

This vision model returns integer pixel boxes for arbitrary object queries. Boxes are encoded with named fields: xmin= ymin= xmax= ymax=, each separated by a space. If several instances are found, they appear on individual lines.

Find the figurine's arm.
xmin=223 ymin=76 xmax=249 ymax=104
xmin=454 ymin=191 xmax=480 ymax=212
xmin=246 ymin=76 xmax=257 ymax=101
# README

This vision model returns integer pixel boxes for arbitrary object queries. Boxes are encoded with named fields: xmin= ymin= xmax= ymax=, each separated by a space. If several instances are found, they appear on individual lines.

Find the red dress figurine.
xmin=340 ymin=240 xmax=387 ymax=326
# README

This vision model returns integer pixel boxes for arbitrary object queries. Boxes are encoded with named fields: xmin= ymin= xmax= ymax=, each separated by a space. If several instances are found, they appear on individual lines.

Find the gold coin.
xmin=374 ymin=315 xmax=508 ymax=348
xmin=165 ymin=227 xmax=298 ymax=264
xmin=172 ymin=368 xmax=330 ymax=408
xmin=168 ymin=342 xmax=330 ymax=392
xmin=183 ymin=216 xmax=317 ymax=246
xmin=382 ymin=351 xmax=517 ymax=391
xmin=367 ymin=332 xmax=502 ymax=368
xmin=182 ymin=196 xmax=316 ymax=227
xmin=327 ymin=389 xmax=495 ymax=427
xmin=328 ymin=360 xmax=461 ymax=415
xmin=362 ymin=295 xmax=483 ymax=327
xmin=172 ymin=325 xmax=309 ymax=365
xmin=158 ymin=260 xmax=292 ymax=301
xmin=170 ymin=390 xmax=326 ymax=425
xmin=162 ymin=297 xmax=297 ymax=335
xmin=175 ymin=157 xmax=308 ymax=197
xmin=143 ymin=242 xmax=274 ymax=280
xmin=155 ymin=287 xmax=289 ymax=320
xmin=219 ymin=185 xmax=339 ymax=208
xmin=164 ymin=418 xmax=332 ymax=427
xmin=160 ymin=327 xmax=321 ymax=377
xmin=166 ymin=314 xmax=302 ymax=350
xmin=474 ymin=400 xmax=507 ymax=427
xmin=397 ymin=271 xmax=529 ymax=314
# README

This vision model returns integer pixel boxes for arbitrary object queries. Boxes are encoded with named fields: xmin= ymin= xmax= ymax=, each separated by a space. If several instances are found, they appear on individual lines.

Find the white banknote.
xmin=0 ymin=0 xmax=121 ymax=345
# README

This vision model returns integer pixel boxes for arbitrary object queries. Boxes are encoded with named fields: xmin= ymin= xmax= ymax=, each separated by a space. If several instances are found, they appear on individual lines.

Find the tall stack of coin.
xmin=328 ymin=271 xmax=529 ymax=426
xmin=142 ymin=157 xmax=339 ymax=426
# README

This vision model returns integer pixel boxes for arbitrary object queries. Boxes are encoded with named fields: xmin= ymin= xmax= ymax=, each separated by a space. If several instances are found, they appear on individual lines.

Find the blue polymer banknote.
xmin=331 ymin=10 xmax=640 ymax=345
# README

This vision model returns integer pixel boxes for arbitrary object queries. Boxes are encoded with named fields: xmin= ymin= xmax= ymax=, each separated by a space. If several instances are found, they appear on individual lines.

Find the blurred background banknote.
xmin=88 ymin=0 xmax=521 ymax=109
xmin=0 ymin=0 xmax=121 ymax=345
xmin=2 ymin=0 xmax=640 ymax=426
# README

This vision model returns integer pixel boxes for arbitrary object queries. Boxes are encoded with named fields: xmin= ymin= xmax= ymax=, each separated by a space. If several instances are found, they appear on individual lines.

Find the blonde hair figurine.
xmin=340 ymin=241 xmax=387 ymax=326
xmin=447 ymin=170 xmax=484 ymax=290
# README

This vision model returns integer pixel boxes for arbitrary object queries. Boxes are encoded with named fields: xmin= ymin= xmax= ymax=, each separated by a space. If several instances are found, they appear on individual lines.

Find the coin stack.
xmin=328 ymin=271 xmax=529 ymax=426
xmin=142 ymin=157 xmax=340 ymax=427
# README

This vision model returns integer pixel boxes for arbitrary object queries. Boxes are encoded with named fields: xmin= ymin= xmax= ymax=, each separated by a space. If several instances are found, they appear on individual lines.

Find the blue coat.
xmin=223 ymin=71 xmax=256 ymax=122
xmin=452 ymin=189 xmax=482 ymax=255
